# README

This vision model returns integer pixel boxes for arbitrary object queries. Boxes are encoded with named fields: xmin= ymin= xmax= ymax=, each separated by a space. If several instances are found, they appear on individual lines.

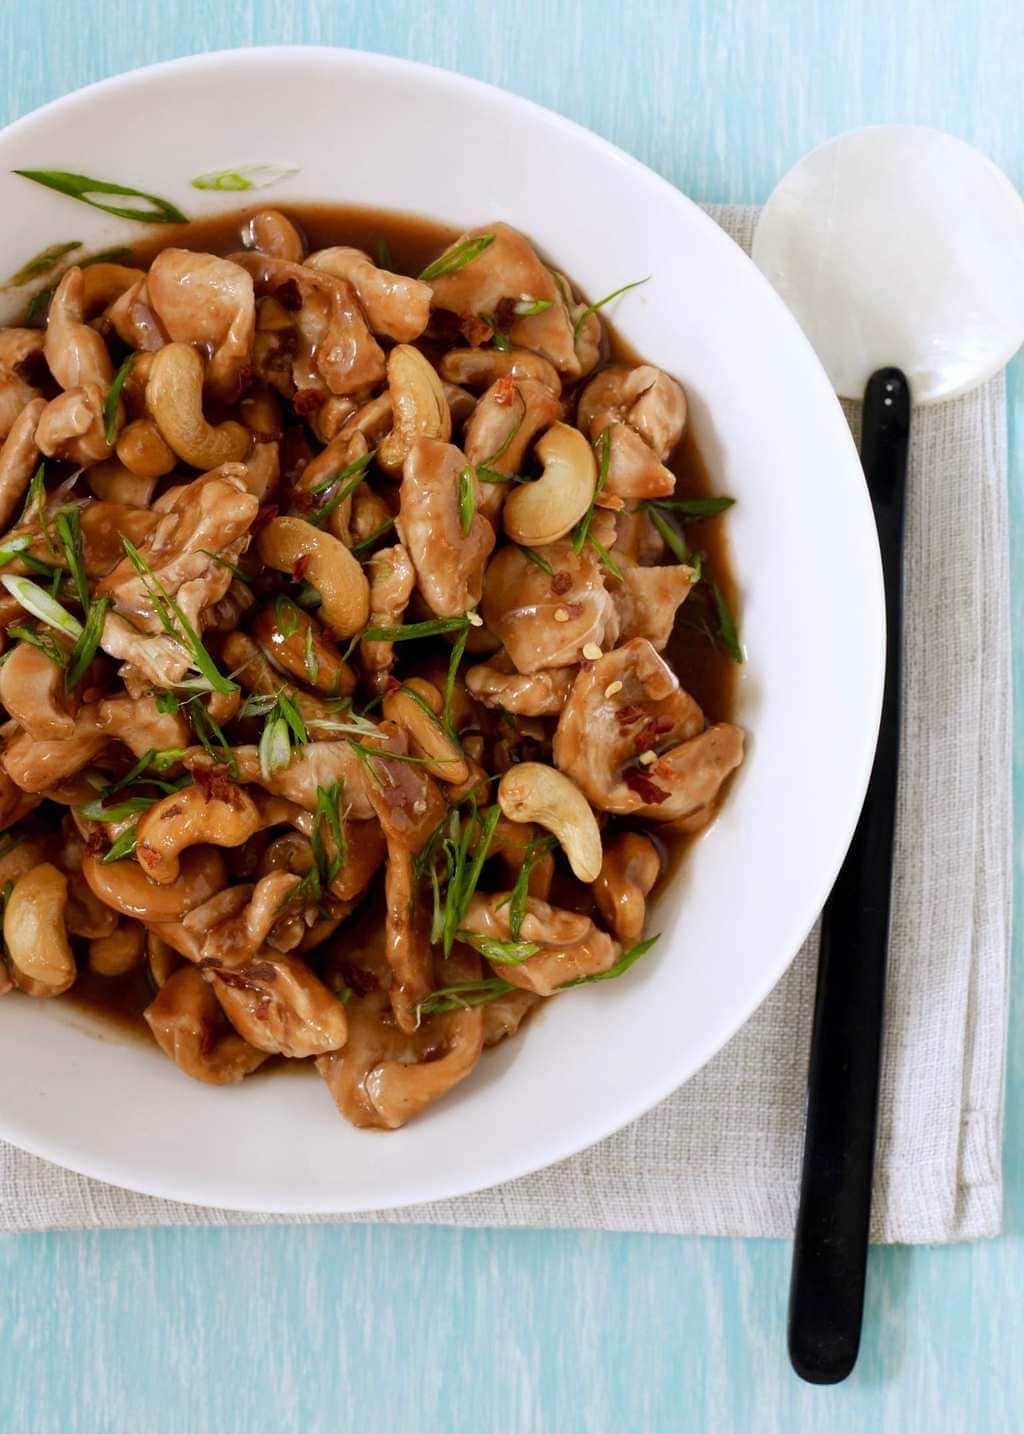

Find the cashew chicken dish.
xmin=0 ymin=203 xmax=744 ymax=1130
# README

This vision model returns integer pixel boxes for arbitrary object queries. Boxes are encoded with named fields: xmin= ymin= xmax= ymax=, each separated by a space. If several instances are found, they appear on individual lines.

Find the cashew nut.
xmin=115 ymin=418 xmax=176 ymax=478
xmin=82 ymin=846 xmax=227 ymax=922
xmin=306 ymin=247 xmax=432 ymax=343
xmin=439 ymin=347 xmax=561 ymax=395
xmin=3 ymin=862 xmax=76 ymax=995
xmin=146 ymin=929 xmax=182 ymax=988
xmin=88 ymin=919 xmax=146 ymax=976
xmin=244 ymin=210 xmax=306 ymax=262
xmin=503 ymin=422 xmax=596 ymax=546
xmin=498 ymin=762 xmax=603 ymax=883
xmin=257 ymin=515 xmax=369 ymax=638
xmin=80 ymin=262 xmax=143 ymax=315
xmin=146 ymin=342 xmax=250 ymax=469
xmin=135 ymin=783 xmax=261 ymax=885
xmin=376 ymin=344 xmax=451 ymax=476
xmin=251 ymin=600 xmax=355 ymax=697
xmin=382 ymin=677 xmax=470 ymax=785
xmin=87 ymin=459 xmax=158 ymax=507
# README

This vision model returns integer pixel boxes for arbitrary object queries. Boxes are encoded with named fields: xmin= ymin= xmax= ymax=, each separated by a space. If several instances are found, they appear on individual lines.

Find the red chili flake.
xmin=624 ymin=768 xmax=670 ymax=805
xmin=634 ymin=715 xmax=675 ymax=751
xmin=385 ymin=674 xmax=401 ymax=693
xmin=136 ymin=843 xmax=160 ymax=871
xmin=85 ymin=832 xmax=105 ymax=856
xmin=292 ymin=553 xmax=311 ymax=581
xmin=493 ymin=297 xmax=518 ymax=333
xmin=615 ymin=703 xmax=646 ymax=727
xmin=273 ymin=277 xmax=303 ymax=311
xmin=551 ymin=570 xmax=573 ymax=595
xmin=243 ymin=962 xmax=279 ymax=983
xmin=492 ymin=373 xmax=517 ymax=406
xmin=199 ymin=1019 xmax=218 ymax=1058
xmin=191 ymin=766 xmax=236 ymax=803
xmin=220 ymin=362 xmax=252 ymax=407
xmin=293 ymin=388 xmax=326 ymax=415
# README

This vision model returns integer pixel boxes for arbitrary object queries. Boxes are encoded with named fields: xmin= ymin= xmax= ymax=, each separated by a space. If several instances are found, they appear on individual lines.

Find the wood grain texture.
xmin=0 ymin=2 xmax=1021 ymax=1430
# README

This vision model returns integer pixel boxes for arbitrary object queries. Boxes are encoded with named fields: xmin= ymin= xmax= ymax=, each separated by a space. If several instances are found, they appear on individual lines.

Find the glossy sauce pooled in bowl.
xmin=0 ymin=204 xmax=743 ymax=1128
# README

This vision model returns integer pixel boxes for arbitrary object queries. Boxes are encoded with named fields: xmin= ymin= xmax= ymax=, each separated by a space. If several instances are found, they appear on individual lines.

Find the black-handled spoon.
xmin=787 ymin=368 xmax=910 ymax=1383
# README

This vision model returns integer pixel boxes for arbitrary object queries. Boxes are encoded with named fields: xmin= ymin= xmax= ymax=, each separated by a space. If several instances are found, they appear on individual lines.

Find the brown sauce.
xmin=38 ymin=202 xmax=738 ymax=1039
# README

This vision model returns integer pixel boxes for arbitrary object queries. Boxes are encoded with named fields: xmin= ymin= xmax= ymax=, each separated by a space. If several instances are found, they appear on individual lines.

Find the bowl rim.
xmin=0 ymin=44 xmax=885 ymax=1213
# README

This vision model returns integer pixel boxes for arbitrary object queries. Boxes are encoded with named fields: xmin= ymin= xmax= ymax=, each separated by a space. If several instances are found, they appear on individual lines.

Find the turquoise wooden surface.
xmin=1 ymin=2 xmax=1021 ymax=1429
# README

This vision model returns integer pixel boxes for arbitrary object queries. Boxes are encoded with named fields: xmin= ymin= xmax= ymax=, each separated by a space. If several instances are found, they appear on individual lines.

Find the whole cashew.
xmin=439 ymin=348 xmax=561 ymax=395
xmin=3 ymin=862 xmax=76 ymax=996
xmin=498 ymin=762 xmax=603 ymax=883
xmin=146 ymin=343 xmax=250 ymax=469
xmin=257 ymin=515 xmax=369 ymax=638
xmin=502 ymin=422 xmax=596 ymax=546
xmin=0 ymin=638 xmax=78 ymax=738
xmin=146 ymin=929 xmax=182 ymax=988
xmin=82 ymin=846 xmax=227 ymax=922
xmin=382 ymin=677 xmax=470 ymax=785
xmin=0 ymin=397 xmax=46 ymax=531
xmin=80 ymin=262 xmax=144 ymax=316
xmin=135 ymin=783 xmax=261 ymax=885
xmin=376 ymin=344 xmax=451 ymax=476
xmin=87 ymin=459 xmax=158 ymax=508
xmin=244 ymin=210 xmax=306 ymax=262
xmin=88 ymin=919 xmax=146 ymax=976
xmin=115 ymin=418 xmax=176 ymax=478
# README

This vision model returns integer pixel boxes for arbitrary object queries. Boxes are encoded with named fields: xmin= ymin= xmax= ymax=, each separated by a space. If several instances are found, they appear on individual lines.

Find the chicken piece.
xmin=0 ymin=329 xmax=48 ymax=439
xmin=244 ymin=210 xmax=305 ymax=262
xmin=360 ymin=543 xmax=415 ymax=689
xmin=396 ymin=438 xmax=495 ymax=618
xmin=35 ymin=384 xmax=111 ymax=465
xmin=306 ymin=247 xmax=432 ymax=342
xmin=465 ymin=652 xmax=576 ymax=715
xmin=0 ymin=640 xmax=79 ymax=740
xmin=232 ymin=252 xmax=386 ymax=401
xmin=612 ymin=505 xmax=668 ymax=565
xmin=0 ymin=397 xmax=45 ymax=531
xmin=481 ymin=988 xmax=541 ymax=1046
xmin=316 ymin=949 xmax=484 ymax=1129
xmin=593 ymin=832 xmax=661 ymax=945
xmin=43 ymin=268 xmax=115 ymax=392
xmin=426 ymin=223 xmax=581 ymax=375
xmin=553 ymin=637 xmax=744 ymax=820
xmin=146 ymin=249 xmax=255 ymax=403
xmin=381 ymin=842 xmax=434 ymax=1034
xmin=204 ymin=951 xmax=348 ymax=1058
xmin=99 ymin=612 xmax=193 ymax=689
xmin=462 ymin=376 xmax=561 ymax=522
xmin=194 ymin=740 xmax=377 ymax=819
xmin=144 ymin=965 xmax=268 ymax=1084
xmin=481 ymin=539 xmax=617 ymax=674
xmin=609 ymin=558 xmax=697 ymax=650
xmin=2 ymin=718 xmax=107 ymax=793
xmin=578 ymin=364 xmax=687 ymax=461
xmin=96 ymin=692 xmax=191 ymax=757
xmin=251 ymin=602 xmax=355 ymax=698
xmin=359 ymin=721 xmax=448 ymax=853
xmin=105 ymin=278 xmax=167 ymax=352
xmin=462 ymin=891 xmax=620 ymax=996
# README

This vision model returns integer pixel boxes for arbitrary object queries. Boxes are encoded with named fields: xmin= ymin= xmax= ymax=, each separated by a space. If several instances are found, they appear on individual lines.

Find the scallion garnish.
xmin=54 ymin=507 xmax=90 ymax=611
xmin=0 ymin=535 xmax=32 ymax=567
xmin=311 ymin=780 xmax=347 ymax=888
xmin=23 ymin=463 xmax=56 ymax=557
xmin=587 ymin=535 xmax=622 ymax=580
xmin=572 ymin=427 xmax=611 ymax=554
xmin=644 ymin=496 xmax=735 ymax=519
xmin=710 ymin=579 xmax=743 ymax=663
xmin=7 ymin=624 xmax=68 ymax=668
xmin=14 ymin=170 xmax=187 ymax=224
xmin=443 ymin=627 xmax=468 ymax=738
xmin=351 ymin=518 xmax=395 ymax=554
xmin=507 ymin=834 xmax=557 ymax=940
xmin=519 ymin=545 xmax=554 ymax=576
xmin=561 ymin=935 xmax=660 ymax=986
xmin=24 ymin=287 xmax=54 ymax=327
xmin=8 ymin=241 xmax=81 ymax=286
xmin=120 ymin=537 xmax=236 ymax=696
xmin=360 ymin=615 xmax=474 ymax=644
xmin=307 ymin=449 xmax=375 ymax=528
xmin=458 ymin=467 xmax=476 ymax=535
xmin=573 ymin=276 xmax=650 ymax=338
xmin=104 ymin=354 xmax=134 ymax=444
xmin=259 ymin=714 xmax=291 ymax=778
xmin=303 ymin=624 xmax=318 ymax=684
xmin=274 ymin=594 xmax=301 ymax=637
xmin=456 ymin=931 xmax=540 ymax=965
xmin=1 ymin=574 xmax=82 ymax=638
xmin=645 ymin=506 xmax=690 ymax=566
xmin=65 ymin=594 xmax=110 ymax=689
xmin=513 ymin=297 xmax=553 ymax=317
xmin=418 ymin=234 xmax=495 ymax=282
xmin=375 ymin=237 xmax=394 ymax=270
xmin=191 ymin=164 xmax=298 ymax=193
xmin=101 ymin=825 xmax=139 ymax=864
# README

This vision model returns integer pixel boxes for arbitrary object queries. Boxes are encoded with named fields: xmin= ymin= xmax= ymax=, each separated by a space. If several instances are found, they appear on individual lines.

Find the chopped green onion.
xmin=23 ymin=463 xmax=56 ymax=557
xmin=66 ymin=595 xmax=110 ymax=689
xmin=307 ymin=450 xmax=375 ymax=528
xmin=303 ymin=624 xmax=318 ymax=684
xmin=1 ymin=574 xmax=82 ymax=638
xmin=274 ymin=594 xmax=301 ymax=637
xmin=588 ymin=535 xmax=623 ymax=580
xmin=645 ymin=496 xmax=735 ymax=519
xmin=572 ymin=427 xmax=611 ymax=554
xmin=121 ymin=537 xmax=236 ymax=696
xmin=480 ymin=314 xmax=511 ymax=352
xmin=191 ymin=164 xmax=298 ymax=193
xmin=645 ymin=506 xmax=690 ymax=565
xmin=507 ymin=835 xmax=556 ymax=940
xmin=274 ymin=688 xmax=308 ymax=746
xmin=573 ymin=276 xmax=650 ymax=338
xmin=311 ymin=780 xmax=346 ymax=888
xmin=81 ymin=246 xmax=134 ymax=268
xmin=443 ymin=627 xmax=468 ymax=737
xmin=360 ymin=615 xmax=473 ymax=644
xmin=54 ymin=507 xmax=90 ymax=611
xmin=24 ymin=287 xmax=54 ymax=327
xmin=418 ymin=234 xmax=495 ymax=282
xmin=513 ymin=297 xmax=553 ymax=317
xmin=15 ymin=170 xmax=187 ymax=224
xmin=259 ymin=715 xmax=291 ymax=778
xmin=199 ymin=549 xmax=250 ymax=585
xmin=0 ymin=535 xmax=32 ymax=567
xmin=351 ymin=518 xmax=395 ymax=554
xmin=188 ymin=699 xmax=238 ymax=775
xmin=104 ymin=354 xmax=134 ymax=444
xmin=7 ymin=624 xmax=68 ymax=668
xmin=414 ymin=977 xmax=515 ymax=1019
xmin=710 ymin=579 xmax=743 ymax=663
xmin=458 ymin=466 xmax=476 ymax=535
xmin=8 ymin=241 xmax=81 ymax=286
xmin=375 ymin=238 xmax=394 ymax=270
xmin=476 ymin=466 xmax=525 ymax=485
xmin=457 ymin=931 xmax=540 ymax=965
xmin=442 ymin=804 xmax=501 ymax=958
xmin=79 ymin=794 xmax=162 ymax=822
xmin=519 ymin=545 xmax=554 ymax=576
xmin=101 ymin=825 xmax=139 ymax=864
xmin=561 ymin=935 xmax=660 ymax=986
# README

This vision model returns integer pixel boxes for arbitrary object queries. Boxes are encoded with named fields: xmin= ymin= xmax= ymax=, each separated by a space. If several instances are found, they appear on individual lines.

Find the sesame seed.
xmin=582 ymin=642 xmax=602 ymax=661
xmin=467 ymin=611 xmax=483 ymax=627
xmin=638 ymin=749 xmax=657 ymax=766
xmin=554 ymin=607 xmax=570 ymax=623
xmin=604 ymin=680 xmax=623 ymax=698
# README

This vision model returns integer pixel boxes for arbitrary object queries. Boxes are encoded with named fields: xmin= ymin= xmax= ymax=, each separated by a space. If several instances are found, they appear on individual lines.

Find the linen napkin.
xmin=0 ymin=206 xmax=1011 ymax=1242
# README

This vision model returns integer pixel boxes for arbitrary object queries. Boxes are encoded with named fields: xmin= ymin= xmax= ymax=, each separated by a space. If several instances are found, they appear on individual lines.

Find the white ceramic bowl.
xmin=0 ymin=47 xmax=883 ymax=1212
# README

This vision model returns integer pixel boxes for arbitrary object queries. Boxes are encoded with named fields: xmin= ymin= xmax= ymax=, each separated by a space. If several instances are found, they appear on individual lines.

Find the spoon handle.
xmin=787 ymin=367 xmax=910 ymax=1384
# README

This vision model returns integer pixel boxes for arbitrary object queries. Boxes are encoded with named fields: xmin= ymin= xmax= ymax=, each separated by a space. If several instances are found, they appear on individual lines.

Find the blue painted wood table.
xmin=1 ymin=3 xmax=1021 ymax=1430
